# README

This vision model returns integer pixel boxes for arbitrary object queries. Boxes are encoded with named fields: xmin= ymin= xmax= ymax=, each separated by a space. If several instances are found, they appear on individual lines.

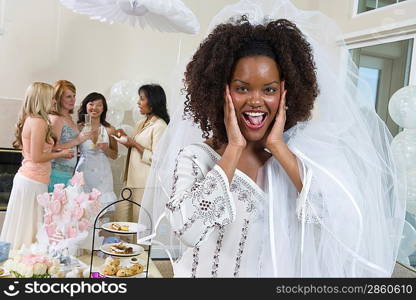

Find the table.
xmin=0 ymin=250 xmax=162 ymax=278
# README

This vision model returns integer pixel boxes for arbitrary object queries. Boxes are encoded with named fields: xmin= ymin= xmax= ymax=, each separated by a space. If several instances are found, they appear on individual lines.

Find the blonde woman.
xmin=48 ymin=80 xmax=93 ymax=192
xmin=0 ymin=82 xmax=73 ymax=250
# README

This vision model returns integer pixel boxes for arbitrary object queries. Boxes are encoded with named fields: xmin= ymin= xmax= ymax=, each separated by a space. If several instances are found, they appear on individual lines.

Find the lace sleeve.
xmin=165 ymin=148 xmax=236 ymax=247
xmin=285 ymin=123 xmax=326 ymax=224
xmin=295 ymin=155 xmax=327 ymax=225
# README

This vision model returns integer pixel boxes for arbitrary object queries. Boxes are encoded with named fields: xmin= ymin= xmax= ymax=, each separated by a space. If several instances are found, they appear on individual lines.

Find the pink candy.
xmin=53 ymin=185 xmax=67 ymax=205
xmin=44 ymin=214 xmax=52 ymax=225
xmin=38 ymin=172 xmax=102 ymax=244
xmin=66 ymin=225 xmax=77 ymax=239
xmin=45 ymin=223 xmax=57 ymax=238
xmin=89 ymin=188 xmax=101 ymax=201
xmin=48 ymin=200 xmax=61 ymax=215
xmin=78 ymin=218 xmax=92 ymax=232
xmin=37 ymin=193 xmax=50 ymax=207
xmin=72 ymin=204 xmax=84 ymax=220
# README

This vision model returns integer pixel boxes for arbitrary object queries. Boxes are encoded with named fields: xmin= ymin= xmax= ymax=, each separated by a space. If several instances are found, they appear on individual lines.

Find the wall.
xmin=0 ymin=0 xmax=247 ymax=195
xmin=309 ymin=0 xmax=416 ymax=43
xmin=0 ymin=0 xmax=329 ymax=148
xmin=1 ymin=0 xmax=415 ymax=180
xmin=0 ymin=0 xmax=240 ymax=103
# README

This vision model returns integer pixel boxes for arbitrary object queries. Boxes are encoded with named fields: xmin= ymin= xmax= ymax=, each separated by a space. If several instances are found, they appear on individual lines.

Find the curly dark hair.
xmin=183 ymin=18 xmax=319 ymax=147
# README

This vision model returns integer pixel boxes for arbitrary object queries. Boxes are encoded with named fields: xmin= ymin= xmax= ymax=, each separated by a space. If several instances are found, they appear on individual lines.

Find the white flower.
xmin=48 ymin=266 xmax=60 ymax=276
xmin=3 ymin=259 xmax=14 ymax=270
xmin=15 ymin=262 xmax=24 ymax=275
xmin=33 ymin=263 xmax=47 ymax=275
xmin=21 ymin=263 xmax=34 ymax=278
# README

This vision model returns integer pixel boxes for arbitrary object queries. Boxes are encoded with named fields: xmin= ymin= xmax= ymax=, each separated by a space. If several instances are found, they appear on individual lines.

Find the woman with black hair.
xmin=75 ymin=92 xmax=118 ymax=215
xmin=116 ymin=84 xmax=169 ymax=222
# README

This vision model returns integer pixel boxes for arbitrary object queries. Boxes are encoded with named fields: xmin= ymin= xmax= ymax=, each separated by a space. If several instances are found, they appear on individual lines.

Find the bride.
xmin=139 ymin=0 xmax=406 ymax=277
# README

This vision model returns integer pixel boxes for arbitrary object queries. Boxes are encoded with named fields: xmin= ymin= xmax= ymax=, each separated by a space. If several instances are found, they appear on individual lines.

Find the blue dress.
xmin=48 ymin=123 xmax=78 ymax=192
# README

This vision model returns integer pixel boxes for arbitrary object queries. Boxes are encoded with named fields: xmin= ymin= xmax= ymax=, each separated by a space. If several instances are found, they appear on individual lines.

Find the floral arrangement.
xmin=3 ymin=253 xmax=60 ymax=278
xmin=36 ymin=172 xmax=102 ymax=254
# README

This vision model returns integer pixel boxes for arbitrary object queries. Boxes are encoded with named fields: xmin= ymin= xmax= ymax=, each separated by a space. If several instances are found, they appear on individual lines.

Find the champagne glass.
xmin=96 ymin=126 xmax=109 ymax=150
xmin=82 ymin=114 xmax=94 ymax=147
xmin=83 ymin=114 xmax=91 ymax=131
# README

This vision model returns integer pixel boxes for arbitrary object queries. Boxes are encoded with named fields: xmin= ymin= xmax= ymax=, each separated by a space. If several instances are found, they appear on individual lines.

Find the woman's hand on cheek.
xmin=224 ymin=85 xmax=246 ymax=149
xmin=264 ymin=81 xmax=287 ymax=152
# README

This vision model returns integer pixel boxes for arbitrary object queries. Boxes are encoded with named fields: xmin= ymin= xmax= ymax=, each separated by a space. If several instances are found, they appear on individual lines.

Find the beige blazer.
xmin=123 ymin=115 xmax=167 ymax=188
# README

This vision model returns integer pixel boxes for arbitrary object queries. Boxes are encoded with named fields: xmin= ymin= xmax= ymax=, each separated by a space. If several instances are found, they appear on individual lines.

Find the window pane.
xmin=357 ymin=0 xmax=407 ymax=13
xmin=358 ymin=0 xmax=377 ymax=13
xmin=357 ymin=67 xmax=380 ymax=108
xmin=350 ymin=39 xmax=413 ymax=137
xmin=378 ymin=0 xmax=398 ymax=8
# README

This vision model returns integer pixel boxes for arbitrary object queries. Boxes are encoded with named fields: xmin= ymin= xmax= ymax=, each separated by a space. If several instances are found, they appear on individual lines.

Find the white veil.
xmin=138 ymin=0 xmax=406 ymax=277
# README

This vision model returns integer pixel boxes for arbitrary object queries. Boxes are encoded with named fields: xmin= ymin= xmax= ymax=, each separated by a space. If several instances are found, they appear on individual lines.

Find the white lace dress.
xmin=153 ymin=119 xmax=400 ymax=277
xmin=166 ymin=143 xmax=269 ymax=277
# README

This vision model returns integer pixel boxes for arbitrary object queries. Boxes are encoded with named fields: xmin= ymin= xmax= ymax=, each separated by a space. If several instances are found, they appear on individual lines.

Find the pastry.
xmin=125 ymin=268 xmax=135 ymax=277
xmin=105 ymin=257 xmax=120 ymax=267
xmin=120 ymin=225 xmax=129 ymax=231
xmin=116 ymin=268 xmax=128 ymax=277
xmin=110 ymin=223 xmax=129 ymax=231
xmin=111 ymin=223 xmax=121 ymax=231
xmin=129 ymin=263 xmax=144 ymax=275
xmin=103 ymin=265 xmax=117 ymax=276
xmin=110 ymin=243 xmax=133 ymax=255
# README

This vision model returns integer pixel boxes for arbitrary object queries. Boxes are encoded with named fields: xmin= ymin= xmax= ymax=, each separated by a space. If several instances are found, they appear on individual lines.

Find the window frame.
xmin=353 ymin=0 xmax=410 ymax=18
xmin=346 ymin=34 xmax=415 ymax=138
xmin=347 ymin=33 xmax=416 ymax=85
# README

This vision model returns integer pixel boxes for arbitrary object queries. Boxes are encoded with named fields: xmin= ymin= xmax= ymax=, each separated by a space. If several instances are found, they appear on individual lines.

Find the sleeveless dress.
xmin=0 ymin=117 xmax=54 ymax=250
xmin=48 ymin=122 xmax=78 ymax=192
xmin=75 ymin=125 xmax=117 ymax=211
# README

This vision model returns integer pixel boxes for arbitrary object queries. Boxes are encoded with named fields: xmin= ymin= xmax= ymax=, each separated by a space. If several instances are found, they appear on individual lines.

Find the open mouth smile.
xmin=89 ymin=111 xmax=100 ymax=116
xmin=242 ymin=110 xmax=268 ymax=130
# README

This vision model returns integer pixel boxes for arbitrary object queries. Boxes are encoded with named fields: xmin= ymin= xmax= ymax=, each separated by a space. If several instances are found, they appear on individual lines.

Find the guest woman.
xmin=48 ymin=80 xmax=92 ymax=191
xmin=116 ymin=84 xmax=169 ymax=222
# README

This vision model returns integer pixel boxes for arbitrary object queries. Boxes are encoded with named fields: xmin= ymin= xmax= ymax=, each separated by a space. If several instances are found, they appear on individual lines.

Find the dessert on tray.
xmin=110 ymin=243 xmax=133 ymax=255
xmin=110 ymin=223 xmax=129 ymax=232
xmin=102 ymin=257 xmax=144 ymax=277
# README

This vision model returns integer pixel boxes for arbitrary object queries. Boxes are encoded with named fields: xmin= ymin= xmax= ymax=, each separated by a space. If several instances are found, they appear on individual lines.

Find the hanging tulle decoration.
xmin=59 ymin=0 xmax=200 ymax=34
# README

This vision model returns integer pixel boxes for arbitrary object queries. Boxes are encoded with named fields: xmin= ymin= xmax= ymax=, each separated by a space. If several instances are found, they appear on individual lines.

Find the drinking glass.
xmin=83 ymin=114 xmax=91 ymax=131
